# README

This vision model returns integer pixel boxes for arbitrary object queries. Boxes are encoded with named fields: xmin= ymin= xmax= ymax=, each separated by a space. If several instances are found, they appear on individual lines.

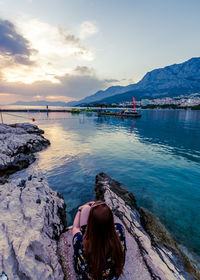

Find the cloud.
xmin=79 ymin=21 xmax=98 ymax=40
xmin=0 ymin=19 xmax=34 ymax=65
xmin=0 ymin=17 xmax=112 ymax=104
xmin=0 ymin=17 xmax=96 ymax=84
xmin=57 ymin=24 xmax=93 ymax=59
xmin=0 ymin=71 xmax=108 ymax=104
xmin=104 ymin=79 xmax=120 ymax=83
xmin=57 ymin=25 xmax=80 ymax=45
xmin=15 ymin=17 xmax=95 ymax=60
xmin=58 ymin=74 xmax=106 ymax=98
xmin=74 ymin=66 xmax=95 ymax=75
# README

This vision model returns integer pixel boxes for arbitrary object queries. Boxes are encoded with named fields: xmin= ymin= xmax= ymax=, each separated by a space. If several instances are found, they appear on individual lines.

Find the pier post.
xmin=0 ymin=110 xmax=3 ymax=124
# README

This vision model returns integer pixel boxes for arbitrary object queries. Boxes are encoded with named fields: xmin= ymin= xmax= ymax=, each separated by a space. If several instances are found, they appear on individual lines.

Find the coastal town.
xmin=117 ymin=93 xmax=200 ymax=108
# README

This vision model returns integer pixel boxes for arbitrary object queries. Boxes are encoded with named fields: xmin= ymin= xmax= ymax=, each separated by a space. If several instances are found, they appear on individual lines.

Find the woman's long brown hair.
xmin=83 ymin=201 xmax=124 ymax=280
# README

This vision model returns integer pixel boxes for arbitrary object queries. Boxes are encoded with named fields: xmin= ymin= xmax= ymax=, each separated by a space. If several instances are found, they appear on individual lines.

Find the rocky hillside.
xmin=69 ymin=57 xmax=200 ymax=105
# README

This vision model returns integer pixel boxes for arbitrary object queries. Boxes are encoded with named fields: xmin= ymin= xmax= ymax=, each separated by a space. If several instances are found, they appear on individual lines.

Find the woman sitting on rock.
xmin=72 ymin=200 xmax=126 ymax=280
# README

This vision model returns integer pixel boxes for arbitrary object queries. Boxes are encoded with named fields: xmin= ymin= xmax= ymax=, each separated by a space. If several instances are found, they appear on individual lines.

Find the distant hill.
xmin=11 ymin=100 xmax=69 ymax=107
xmin=67 ymin=57 xmax=200 ymax=105
xmin=66 ymin=85 xmax=128 ymax=106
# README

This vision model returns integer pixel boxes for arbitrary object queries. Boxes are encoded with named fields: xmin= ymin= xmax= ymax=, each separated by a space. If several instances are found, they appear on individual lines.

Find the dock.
xmin=0 ymin=109 xmax=80 ymax=113
xmin=0 ymin=108 xmax=142 ymax=119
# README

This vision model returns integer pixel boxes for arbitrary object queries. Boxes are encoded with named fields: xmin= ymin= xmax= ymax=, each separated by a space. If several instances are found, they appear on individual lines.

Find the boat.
xmin=121 ymin=110 xmax=141 ymax=118
xmin=97 ymin=110 xmax=116 ymax=116
xmin=71 ymin=108 xmax=80 ymax=114
xmin=97 ymin=110 xmax=141 ymax=118
xmin=97 ymin=97 xmax=141 ymax=118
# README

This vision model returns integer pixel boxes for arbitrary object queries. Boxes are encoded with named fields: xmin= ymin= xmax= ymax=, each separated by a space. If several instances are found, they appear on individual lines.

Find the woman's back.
xmin=73 ymin=223 xmax=126 ymax=280
xmin=72 ymin=201 xmax=126 ymax=280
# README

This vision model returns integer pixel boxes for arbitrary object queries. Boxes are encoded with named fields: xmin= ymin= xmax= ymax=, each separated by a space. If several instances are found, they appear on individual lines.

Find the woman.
xmin=72 ymin=200 xmax=126 ymax=280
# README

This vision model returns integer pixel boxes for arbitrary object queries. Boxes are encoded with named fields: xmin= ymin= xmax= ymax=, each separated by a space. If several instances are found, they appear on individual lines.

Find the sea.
xmin=1 ymin=106 xmax=200 ymax=263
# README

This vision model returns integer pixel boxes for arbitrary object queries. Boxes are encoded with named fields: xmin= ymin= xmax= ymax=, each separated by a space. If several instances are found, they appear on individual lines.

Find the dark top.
xmin=73 ymin=223 xmax=126 ymax=280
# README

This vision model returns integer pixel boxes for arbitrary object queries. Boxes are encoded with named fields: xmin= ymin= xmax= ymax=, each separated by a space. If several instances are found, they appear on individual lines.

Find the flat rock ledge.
xmin=0 ymin=169 xmax=66 ymax=280
xmin=59 ymin=173 xmax=198 ymax=280
xmin=0 ymin=123 xmax=50 ymax=184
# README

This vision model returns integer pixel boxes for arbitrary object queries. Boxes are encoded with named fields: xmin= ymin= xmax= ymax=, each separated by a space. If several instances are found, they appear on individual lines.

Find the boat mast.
xmin=132 ymin=97 xmax=136 ymax=111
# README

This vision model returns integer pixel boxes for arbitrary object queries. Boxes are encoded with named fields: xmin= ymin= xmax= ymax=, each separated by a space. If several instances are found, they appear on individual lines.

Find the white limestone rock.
xmin=0 ymin=123 xmax=50 ymax=184
xmin=0 ymin=170 xmax=66 ymax=280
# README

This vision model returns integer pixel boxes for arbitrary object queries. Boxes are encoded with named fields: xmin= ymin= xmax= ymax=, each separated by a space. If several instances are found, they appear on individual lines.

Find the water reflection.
xmin=95 ymin=110 xmax=200 ymax=163
xmin=38 ymin=122 xmax=91 ymax=173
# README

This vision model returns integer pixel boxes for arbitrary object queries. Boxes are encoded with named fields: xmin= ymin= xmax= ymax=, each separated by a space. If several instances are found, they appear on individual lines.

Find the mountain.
xmin=68 ymin=57 xmax=200 ymax=105
xmin=11 ymin=100 xmax=69 ymax=106
xmin=66 ymin=85 xmax=130 ymax=106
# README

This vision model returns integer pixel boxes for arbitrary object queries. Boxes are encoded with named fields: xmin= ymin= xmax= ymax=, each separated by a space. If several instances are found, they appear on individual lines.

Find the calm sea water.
xmin=3 ymin=108 xmax=200 ymax=259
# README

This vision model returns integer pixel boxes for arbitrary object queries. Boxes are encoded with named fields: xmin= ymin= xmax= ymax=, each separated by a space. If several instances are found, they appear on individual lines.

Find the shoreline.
xmin=0 ymin=123 xmax=50 ymax=184
xmin=139 ymin=207 xmax=200 ymax=277
xmin=0 ymin=123 xmax=199 ymax=279
xmin=1 ymin=107 xmax=200 ymax=112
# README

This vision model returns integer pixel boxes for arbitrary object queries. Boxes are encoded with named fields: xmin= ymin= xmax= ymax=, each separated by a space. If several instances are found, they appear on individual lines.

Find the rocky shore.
xmin=0 ymin=123 xmax=50 ymax=184
xmin=0 ymin=170 xmax=66 ymax=279
xmin=0 ymin=123 xmax=65 ymax=279
xmin=0 ymin=123 xmax=199 ymax=280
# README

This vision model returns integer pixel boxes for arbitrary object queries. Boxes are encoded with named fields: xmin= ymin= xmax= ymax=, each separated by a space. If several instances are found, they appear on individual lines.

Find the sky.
xmin=0 ymin=0 xmax=200 ymax=104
